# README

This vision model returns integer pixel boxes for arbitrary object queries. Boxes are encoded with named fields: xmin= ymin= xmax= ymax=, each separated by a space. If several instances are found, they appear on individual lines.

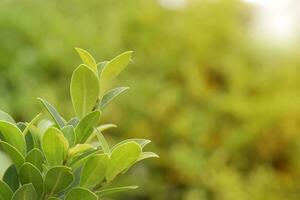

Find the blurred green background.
xmin=1 ymin=0 xmax=300 ymax=199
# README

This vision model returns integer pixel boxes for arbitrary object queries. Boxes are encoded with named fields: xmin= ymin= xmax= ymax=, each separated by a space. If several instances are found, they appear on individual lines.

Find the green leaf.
xmin=75 ymin=48 xmax=97 ymax=74
xmin=65 ymin=187 xmax=97 ymax=200
xmin=11 ymin=184 xmax=38 ymax=200
xmin=0 ymin=180 xmax=13 ymax=200
xmin=47 ymin=197 xmax=61 ymax=200
xmin=3 ymin=165 xmax=19 ymax=191
xmin=38 ymin=98 xmax=66 ymax=128
xmin=66 ymin=167 xmax=83 ymax=191
xmin=16 ymin=122 xmax=26 ymax=131
xmin=137 ymin=152 xmax=159 ymax=162
xmin=25 ymin=148 xmax=45 ymax=172
xmin=66 ymin=117 xmax=80 ymax=127
xmin=42 ymin=164 xmax=48 ymax=173
xmin=112 ymin=138 xmax=151 ymax=150
xmin=0 ymin=120 xmax=26 ymax=156
xmin=37 ymin=119 xmax=54 ymax=134
xmin=68 ymin=149 xmax=99 ymax=171
xmin=97 ymin=61 xmax=109 ymax=76
xmin=100 ymin=51 xmax=133 ymax=94
xmin=85 ymin=124 xmax=117 ymax=143
xmin=24 ymin=130 xmax=35 ymax=153
xmin=80 ymin=154 xmax=109 ymax=188
xmin=28 ymin=126 xmax=42 ymax=149
xmin=16 ymin=122 xmax=35 ymax=152
xmin=44 ymin=166 xmax=74 ymax=195
xmin=17 ymin=122 xmax=39 ymax=152
xmin=42 ymin=127 xmax=69 ymax=166
xmin=19 ymin=163 xmax=44 ymax=198
xmin=0 ymin=110 xmax=15 ymax=124
xmin=69 ymin=144 xmax=96 ymax=159
xmin=96 ymin=185 xmax=138 ymax=197
xmin=22 ymin=113 xmax=43 ymax=136
xmin=62 ymin=125 xmax=76 ymax=147
xmin=98 ymin=124 xmax=117 ymax=132
xmin=75 ymin=111 xmax=101 ymax=144
xmin=106 ymin=142 xmax=141 ymax=181
xmin=70 ymin=64 xmax=100 ymax=118
xmin=0 ymin=151 xmax=11 ymax=173
xmin=98 ymin=87 xmax=129 ymax=110
xmin=95 ymin=129 xmax=110 ymax=154
xmin=0 ymin=141 xmax=24 ymax=170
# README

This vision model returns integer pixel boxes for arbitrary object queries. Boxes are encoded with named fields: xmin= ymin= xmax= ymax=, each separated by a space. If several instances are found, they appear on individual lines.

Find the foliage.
xmin=0 ymin=49 xmax=157 ymax=199
xmin=1 ymin=0 xmax=300 ymax=200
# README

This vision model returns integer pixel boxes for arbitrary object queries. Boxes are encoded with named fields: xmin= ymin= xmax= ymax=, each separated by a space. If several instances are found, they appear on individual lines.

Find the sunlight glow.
xmin=159 ymin=0 xmax=187 ymax=10
xmin=243 ymin=0 xmax=299 ymax=43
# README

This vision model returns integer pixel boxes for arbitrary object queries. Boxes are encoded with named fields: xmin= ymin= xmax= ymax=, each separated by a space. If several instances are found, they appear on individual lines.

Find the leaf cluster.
xmin=0 ymin=48 xmax=158 ymax=200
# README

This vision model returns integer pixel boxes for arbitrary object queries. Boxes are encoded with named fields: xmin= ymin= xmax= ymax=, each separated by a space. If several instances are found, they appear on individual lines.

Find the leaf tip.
xmin=74 ymin=47 xmax=82 ymax=52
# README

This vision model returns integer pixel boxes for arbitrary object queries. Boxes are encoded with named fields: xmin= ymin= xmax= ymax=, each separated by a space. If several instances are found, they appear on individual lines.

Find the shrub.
xmin=0 ymin=48 xmax=157 ymax=200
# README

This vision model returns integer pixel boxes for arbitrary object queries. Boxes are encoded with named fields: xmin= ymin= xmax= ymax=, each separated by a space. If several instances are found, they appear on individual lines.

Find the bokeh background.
xmin=1 ymin=0 xmax=300 ymax=199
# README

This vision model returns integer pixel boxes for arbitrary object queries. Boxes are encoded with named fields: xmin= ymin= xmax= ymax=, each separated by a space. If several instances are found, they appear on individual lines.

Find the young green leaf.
xmin=11 ymin=184 xmax=38 ymax=200
xmin=25 ymin=148 xmax=45 ymax=172
xmin=22 ymin=113 xmax=43 ymax=136
xmin=28 ymin=125 xmax=42 ymax=149
xmin=97 ymin=61 xmax=109 ymax=76
xmin=0 ymin=141 xmax=24 ymax=170
xmin=17 ymin=121 xmax=39 ymax=152
xmin=96 ymin=185 xmax=138 ymax=197
xmin=106 ymin=142 xmax=142 ymax=181
xmin=75 ymin=48 xmax=98 ymax=74
xmin=66 ymin=167 xmax=82 ymax=192
xmin=0 ymin=180 xmax=13 ymax=200
xmin=98 ymin=87 xmax=129 ymax=110
xmin=70 ymin=64 xmax=100 ymax=118
xmin=100 ymin=51 xmax=133 ymax=94
xmin=62 ymin=125 xmax=76 ymax=147
xmin=38 ymin=98 xmax=66 ymax=128
xmin=24 ymin=130 xmax=35 ymax=153
xmin=98 ymin=124 xmax=117 ymax=132
xmin=95 ymin=129 xmax=110 ymax=154
xmin=0 ymin=110 xmax=15 ymax=124
xmin=68 ymin=149 xmax=100 ymax=171
xmin=19 ymin=163 xmax=44 ymax=198
xmin=42 ymin=127 xmax=69 ymax=166
xmin=17 ymin=122 xmax=34 ymax=152
xmin=67 ymin=117 xmax=80 ymax=127
xmin=37 ymin=119 xmax=54 ymax=134
xmin=44 ymin=166 xmax=74 ymax=195
xmin=85 ymin=124 xmax=117 ymax=143
xmin=112 ymin=138 xmax=151 ymax=150
xmin=3 ymin=165 xmax=19 ymax=192
xmin=16 ymin=122 xmax=26 ymax=131
xmin=75 ymin=111 xmax=101 ymax=144
xmin=65 ymin=187 xmax=97 ymax=200
xmin=68 ymin=144 xmax=96 ymax=159
xmin=0 ymin=120 xmax=26 ymax=156
xmin=80 ymin=154 xmax=109 ymax=188
xmin=137 ymin=152 xmax=159 ymax=162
